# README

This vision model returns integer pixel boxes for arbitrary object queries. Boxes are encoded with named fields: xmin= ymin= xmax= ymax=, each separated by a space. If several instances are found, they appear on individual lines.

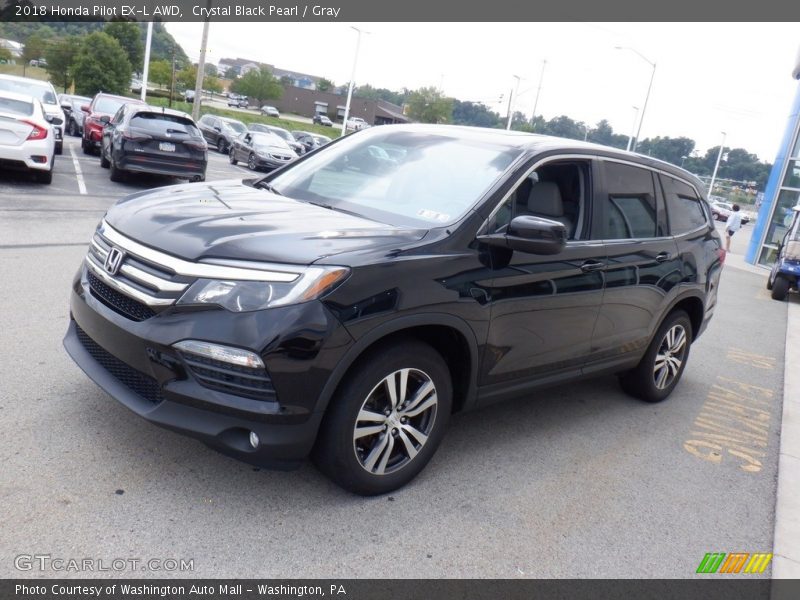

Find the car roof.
xmin=94 ymin=92 xmax=145 ymax=103
xmin=0 ymin=73 xmax=55 ymax=89
xmin=219 ymin=116 xmax=245 ymax=124
xmin=359 ymin=123 xmax=706 ymax=189
xmin=0 ymin=90 xmax=38 ymax=103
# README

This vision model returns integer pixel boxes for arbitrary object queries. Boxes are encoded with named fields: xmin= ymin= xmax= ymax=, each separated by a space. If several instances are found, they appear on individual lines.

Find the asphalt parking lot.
xmin=0 ymin=143 xmax=791 ymax=579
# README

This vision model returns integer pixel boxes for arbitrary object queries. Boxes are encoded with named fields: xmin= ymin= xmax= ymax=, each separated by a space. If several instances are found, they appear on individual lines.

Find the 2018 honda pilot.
xmin=64 ymin=125 xmax=724 ymax=495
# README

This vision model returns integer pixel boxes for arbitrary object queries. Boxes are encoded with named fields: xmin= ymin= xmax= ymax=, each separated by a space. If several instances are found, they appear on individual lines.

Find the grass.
xmin=141 ymin=95 xmax=342 ymax=139
xmin=0 ymin=64 xmax=50 ymax=81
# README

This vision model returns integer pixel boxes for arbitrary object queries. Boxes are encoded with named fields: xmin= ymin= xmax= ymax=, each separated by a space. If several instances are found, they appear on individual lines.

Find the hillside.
xmin=0 ymin=21 xmax=189 ymax=67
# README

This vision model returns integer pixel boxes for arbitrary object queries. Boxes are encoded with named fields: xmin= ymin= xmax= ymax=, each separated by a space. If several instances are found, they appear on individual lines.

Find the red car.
xmin=81 ymin=93 xmax=145 ymax=155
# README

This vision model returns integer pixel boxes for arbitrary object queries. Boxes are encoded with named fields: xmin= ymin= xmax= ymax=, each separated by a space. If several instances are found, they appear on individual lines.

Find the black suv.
xmin=64 ymin=125 xmax=724 ymax=495
xmin=196 ymin=114 xmax=247 ymax=154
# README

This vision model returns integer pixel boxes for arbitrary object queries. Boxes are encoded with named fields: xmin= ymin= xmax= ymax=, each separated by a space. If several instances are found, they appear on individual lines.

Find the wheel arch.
xmin=315 ymin=314 xmax=480 ymax=418
xmin=663 ymin=292 xmax=705 ymax=342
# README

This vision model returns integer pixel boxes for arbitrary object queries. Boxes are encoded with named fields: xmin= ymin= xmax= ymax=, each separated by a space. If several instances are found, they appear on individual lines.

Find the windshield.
xmin=269 ymin=129 xmax=523 ymax=227
xmin=0 ymin=79 xmax=56 ymax=104
xmin=251 ymin=132 xmax=289 ymax=150
xmin=223 ymin=120 xmax=246 ymax=134
xmin=270 ymin=128 xmax=293 ymax=142
xmin=94 ymin=96 xmax=127 ymax=114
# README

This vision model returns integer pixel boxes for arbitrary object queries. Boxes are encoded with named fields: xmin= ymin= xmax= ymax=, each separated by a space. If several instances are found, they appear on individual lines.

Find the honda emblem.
xmin=104 ymin=247 xmax=125 ymax=275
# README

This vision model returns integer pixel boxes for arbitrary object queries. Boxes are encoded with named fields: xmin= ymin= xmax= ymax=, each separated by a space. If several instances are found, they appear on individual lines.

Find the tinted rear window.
xmin=661 ymin=175 xmax=708 ymax=234
xmin=131 ymin=112 xmax=200 ymax=135
xmin=0 ymin=96 xmax=33 ymax=116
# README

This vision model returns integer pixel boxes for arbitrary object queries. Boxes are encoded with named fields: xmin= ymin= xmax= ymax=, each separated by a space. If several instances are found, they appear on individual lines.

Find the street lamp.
xmin=506 ymin=74 xmax=521 ymax=131
xmin=708 ymin=132 xmax=727 ymax=198
xmin=626 ymin=106 xmax=639 ymax=152
xmin=341 ymin=26 xmax=370 ymax=137
xmin=615 ymin=46 xmax=656 ymax=152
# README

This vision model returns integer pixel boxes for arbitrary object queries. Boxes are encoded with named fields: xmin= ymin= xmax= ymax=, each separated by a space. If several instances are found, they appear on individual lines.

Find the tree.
xmin=544 ymin=115 xmax=585 ymax=140
xmin=203 ymin=63 xmax=217 ymax=77
xmin=148 ymin=59 xmax=172 ymax=88
xmin=406 ymin=87 xmax=452 ymax=123
xmin=230 ymin=68 xmax=283 ymax=103
xmin=452 ymin=100 xmax=502 ymax=128
xmin=316 ymin=77 xmax=333 ymax=92
xmin=176 ymin=65 xmax=197 ymax=91
xmin=44 ymin=36 xmax=81 ymax=93
xmin=588 ymin=119 xmax=628 ymax=149
xmin=204 ymin=75 xmax=222 ymax=93
xmin=0 ymin=47 xmax=11 ymax=62
xmin=72 ymin=32 xmax=132 ymax=96
xmin=105 ymin=21 xmax=143 ymax=74
xmin=636 ymin=136 xmax=695 ymax=166
xmin=22 ymin=32 xmax=48 ymax=64
xmin=224 ymin=66 xmax=238 ymax=80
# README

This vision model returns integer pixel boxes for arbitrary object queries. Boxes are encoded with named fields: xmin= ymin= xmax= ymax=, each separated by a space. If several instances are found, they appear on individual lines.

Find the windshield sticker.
xmin=417 ymin=209 xmax=450 ymax=222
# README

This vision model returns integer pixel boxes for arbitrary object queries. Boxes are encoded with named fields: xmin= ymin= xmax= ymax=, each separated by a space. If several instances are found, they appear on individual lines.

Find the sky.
xmin=165 ymin=22 xmax=800 ymax=162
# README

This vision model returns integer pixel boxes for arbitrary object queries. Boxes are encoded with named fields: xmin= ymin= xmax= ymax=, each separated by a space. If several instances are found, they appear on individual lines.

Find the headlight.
xmin=177 ymin=266 xmax=349 ymax=312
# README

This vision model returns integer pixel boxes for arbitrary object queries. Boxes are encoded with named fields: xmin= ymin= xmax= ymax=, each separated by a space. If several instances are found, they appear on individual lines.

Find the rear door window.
xmin=661 ymin=175 xmax=708 ymax=234
xmin=602 ymin=161 xmax=659 ymax=239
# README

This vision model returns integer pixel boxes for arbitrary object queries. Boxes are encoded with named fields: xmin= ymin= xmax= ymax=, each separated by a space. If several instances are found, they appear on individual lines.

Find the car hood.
xmin=104 ymin=179 xmax=427 ymax=265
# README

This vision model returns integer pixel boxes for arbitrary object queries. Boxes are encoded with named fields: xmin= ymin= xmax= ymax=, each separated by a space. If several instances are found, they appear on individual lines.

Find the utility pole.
xmin=530 ymin=59 xmax=546 ymax=130
xmin=506 ymin=75 xmax=520 ymax=131
xmin=192 ymin=3 xmax=211 ymax=121
xmin=708 ymin=132 xmax=727 ymax=199
xmin=341 ymin=26 xmax=369 ymax=137
xmin=169 ymin=45 xmax=176 ymax=108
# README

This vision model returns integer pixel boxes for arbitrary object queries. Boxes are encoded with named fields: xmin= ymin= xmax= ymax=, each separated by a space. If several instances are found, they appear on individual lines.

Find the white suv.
xmin=0 ymin=74 xmax=64 ymax=155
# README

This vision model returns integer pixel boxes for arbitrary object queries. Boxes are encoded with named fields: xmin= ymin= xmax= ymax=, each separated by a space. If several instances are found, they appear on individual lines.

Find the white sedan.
xmin=0 ymin=91 xmax=58 ymax=184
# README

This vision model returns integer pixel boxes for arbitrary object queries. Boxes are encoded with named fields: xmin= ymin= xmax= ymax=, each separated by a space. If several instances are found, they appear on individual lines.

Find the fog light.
xmin=249 ymin=431 xmax=260 ymax=449
xmin=31 ymin=155 xmax=48 ymax=164
xmin=173 ymin=340 xmax=264 ymax=368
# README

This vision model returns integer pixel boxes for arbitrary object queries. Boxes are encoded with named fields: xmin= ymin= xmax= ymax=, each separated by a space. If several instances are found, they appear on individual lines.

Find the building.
xmin=0 ymin=38 xmax=23 ymax=63
xmin=217 ymin=58 xmax=266 ymax=78
xmin=746 ymin=47 xmax=800 ymax=266
xmin=272 ymin=67 xmax=321 ymax=90
xmin=274 ymin=85 xmax=409 ymax=126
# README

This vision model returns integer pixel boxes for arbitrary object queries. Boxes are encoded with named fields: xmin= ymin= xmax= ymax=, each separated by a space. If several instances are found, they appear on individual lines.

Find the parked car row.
xmin=710 ymin=199 xmax=751 ymax=225
xmin=196 ymin=113 xmax=332 ymax=172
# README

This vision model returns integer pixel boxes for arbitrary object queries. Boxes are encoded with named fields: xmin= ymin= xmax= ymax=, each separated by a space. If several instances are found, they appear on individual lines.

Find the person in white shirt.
xmin=725 ymin=204 xmax=743 ymax=252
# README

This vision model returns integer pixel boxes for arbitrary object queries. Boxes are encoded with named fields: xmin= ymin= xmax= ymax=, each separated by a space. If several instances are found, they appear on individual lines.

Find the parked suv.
xmin=100 ymin=104 xmax=207 ymax=183
xmin=197 ymin=114 xmax=246 ymax=154
xmin=63 ymin=125 xmax=724 ymax=495
xmin=81 ymin=93 xmax=146 ymax=155
xmin=59 ymin=94 xmax=92 ymax=137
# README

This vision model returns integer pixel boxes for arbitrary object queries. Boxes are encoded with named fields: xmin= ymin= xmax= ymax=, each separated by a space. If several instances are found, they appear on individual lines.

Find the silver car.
xmin=0 ymin=74 xmax=65 ymax=154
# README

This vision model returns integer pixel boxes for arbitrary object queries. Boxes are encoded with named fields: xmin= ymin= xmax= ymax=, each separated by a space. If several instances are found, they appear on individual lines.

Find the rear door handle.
xmin=580 ymin=260 xmax=605 ymax=272
xmin=655 ymin=252 xmax=673 ymax=263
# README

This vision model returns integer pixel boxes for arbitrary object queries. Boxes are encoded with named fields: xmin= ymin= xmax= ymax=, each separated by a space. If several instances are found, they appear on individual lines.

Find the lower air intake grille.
xmin=75 ymin=325 xmax=164 ymax=405
xmin=88 ymin=270 xmax=156 ymax=322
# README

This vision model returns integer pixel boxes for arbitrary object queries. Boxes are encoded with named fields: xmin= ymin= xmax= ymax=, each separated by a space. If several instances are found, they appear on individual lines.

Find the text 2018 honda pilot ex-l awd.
xmin=64 ymin=125 xmax=724 ymax=495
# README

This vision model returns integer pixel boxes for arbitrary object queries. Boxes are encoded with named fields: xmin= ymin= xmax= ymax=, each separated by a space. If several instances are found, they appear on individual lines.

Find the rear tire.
xmin=217 ymin=139 xmax=228 ymax=154
xmin=619 ymin=310 xmax=693 ymax=403
xmin=248 ymin=153 xmax=257 ymax=171
xmin=55 ymin=141 xmax=62 ymax=155
xmin=229 ymin=151 xmax=238 ymax=165
xmin=68 ymin=119 xmax=78 ymax=137
xmin=771 ymin=276 xmax=790 ymax=301
xmin=34 ymin=166 xmax=53 ymax=184
xmin=81 ymin=138 xmax=92 ymax=155
xmin=313 ymin=340 xmax=452 ymax=496
xmin=100 ymin=147 xmax=110 ymax=169
xmin=109 ymin=157 xmax=125 ymax=182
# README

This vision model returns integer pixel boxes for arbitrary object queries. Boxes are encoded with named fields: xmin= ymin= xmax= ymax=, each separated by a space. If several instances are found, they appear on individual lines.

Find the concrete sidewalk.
xmin=721 ymin=244 xmax=799 ymax=579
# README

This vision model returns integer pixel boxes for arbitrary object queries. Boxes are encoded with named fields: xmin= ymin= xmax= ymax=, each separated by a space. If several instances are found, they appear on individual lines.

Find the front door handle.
xmin=580 ymin=260 xmax=605 ymax=272
xmin=655 ymin=252 xmax=673 ymax=263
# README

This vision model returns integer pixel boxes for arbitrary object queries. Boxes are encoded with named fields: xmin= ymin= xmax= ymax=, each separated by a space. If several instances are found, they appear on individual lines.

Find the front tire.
xmin=68 ymin=119 xmax=78 ymax=137
xmin=229 ymin=150 xmax=238 ymax=165
xmin=313 ymin=340 xmax=453 ymax=496
xmin=248 ymin=153 xmax=257 ymax=171
xmin=100 ymin=146 xmax=110 ymax=169
xmin=771 ymin=276 xmax=790 ymax=301
xmin=619 ymin=310 xmax=693 ymax=403
xmin=217 ymin=139 xmax=228 ymax=154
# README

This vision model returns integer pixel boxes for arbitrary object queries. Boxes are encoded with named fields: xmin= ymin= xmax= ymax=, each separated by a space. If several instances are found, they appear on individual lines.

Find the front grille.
xmin=179 ymin=352 xmax=277 ymax=402
xmin=88 ymin=270 xmax=156 ymax=321
xmin=75 ymin=325 xmax=164 ymax=405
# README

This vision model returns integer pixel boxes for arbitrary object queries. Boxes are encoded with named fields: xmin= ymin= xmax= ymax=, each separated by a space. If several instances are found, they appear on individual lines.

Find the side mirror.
xmin=60 ymin=102 xmax=72 ymax=111
xmin=213 ymin=126 xmax=221 ymax=132
xmin=99 ymin=115 xmax=111 ymax=124
xmin=46 ymin=115 xmax=63 ymax=125
xmin=478 ymin=215 xmax=567 ymax=255
xmin=81 ymin=104 xmax=90 ymax=113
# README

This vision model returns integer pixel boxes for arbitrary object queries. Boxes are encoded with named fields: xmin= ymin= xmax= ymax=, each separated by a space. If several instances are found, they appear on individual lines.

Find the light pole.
xmin=140 ymin=22 xmax=153 ymax=102
xmin=341 ymin=26 xmax=369 ymax=137
xmin=708 ymin=132 xmax=727 ymax=199
xmin=506 ymin=74 xmax=521 ymax=131
xmin=192 ymin=6 xmax=212 ymax=122
xmin=530 ymin=59 xmax=546 ymax=130
xmin=626 ymin=105 xmax=639 ymax=152
xmin=615 ymin=46 xmax=656 ymax=152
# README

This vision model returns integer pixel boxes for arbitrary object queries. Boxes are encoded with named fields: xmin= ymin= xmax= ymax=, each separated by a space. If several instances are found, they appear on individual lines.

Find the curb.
xmin=772 ymin=298 xmax=800 ymax=580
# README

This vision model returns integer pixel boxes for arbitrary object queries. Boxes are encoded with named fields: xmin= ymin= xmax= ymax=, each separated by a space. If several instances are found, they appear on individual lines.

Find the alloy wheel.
xmin=653 ymin=324 xmax=687 ymax=389
xmin=248 ymin=154 xmax=257 ymax=170
xmin=353 ymin=368 xmax=438 ymax=476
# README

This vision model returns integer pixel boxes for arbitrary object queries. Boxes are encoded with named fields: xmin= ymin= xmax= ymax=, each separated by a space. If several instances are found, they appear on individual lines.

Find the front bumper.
xmin=254 ymin=154 xmax=294 ymax=169
xmin=64 ymin=266 xmax=353 ymax=468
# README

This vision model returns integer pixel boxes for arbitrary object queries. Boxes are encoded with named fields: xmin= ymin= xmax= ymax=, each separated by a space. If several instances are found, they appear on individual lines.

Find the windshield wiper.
xmin=255 ymin=180 xmax=283 ymax=195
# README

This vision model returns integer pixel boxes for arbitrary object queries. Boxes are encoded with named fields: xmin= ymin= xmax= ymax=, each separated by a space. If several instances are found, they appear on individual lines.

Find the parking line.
xmin=69 ymin=144 xmax=88 ymax=195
